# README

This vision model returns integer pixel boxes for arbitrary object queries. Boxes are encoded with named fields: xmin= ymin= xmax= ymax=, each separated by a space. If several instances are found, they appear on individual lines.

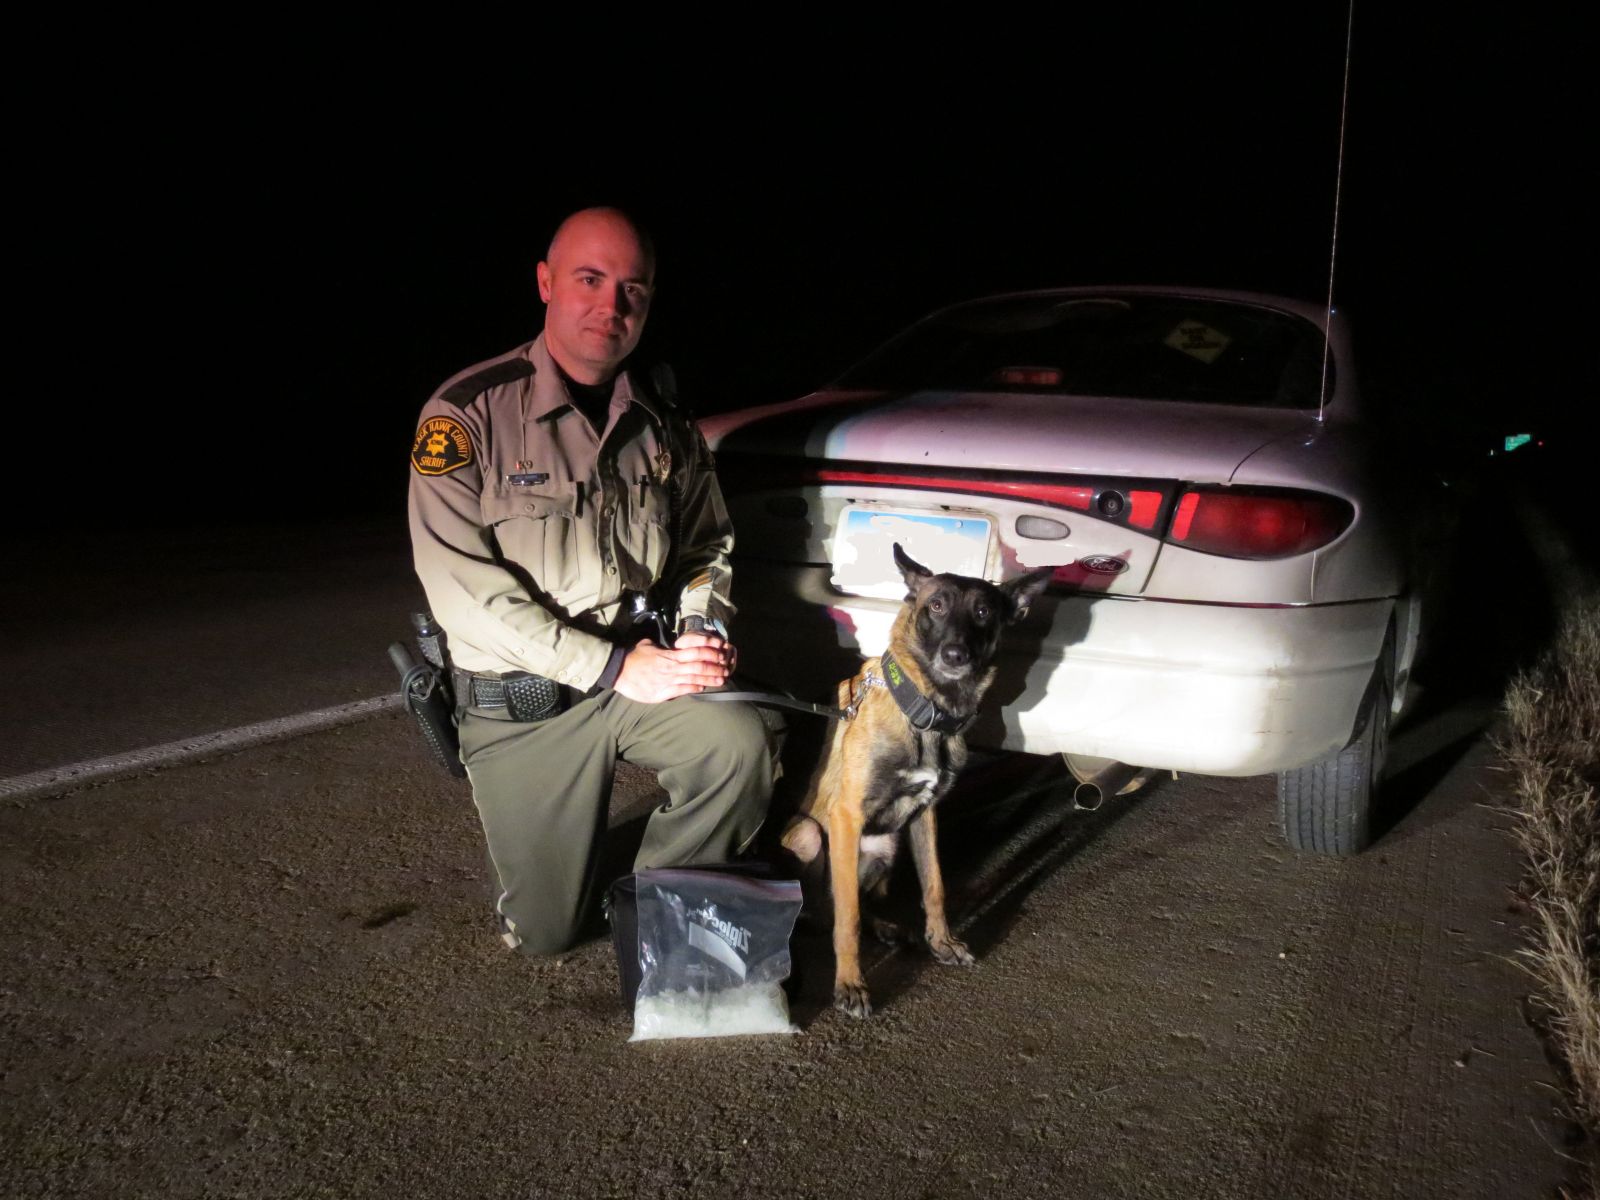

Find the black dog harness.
xmin=874 ymin=651 xmax=973 ymax=734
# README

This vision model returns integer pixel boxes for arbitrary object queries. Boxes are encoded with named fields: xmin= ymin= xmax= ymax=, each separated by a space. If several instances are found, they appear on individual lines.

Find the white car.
xmin=701 ymin=286 xmax=1446 ymax=855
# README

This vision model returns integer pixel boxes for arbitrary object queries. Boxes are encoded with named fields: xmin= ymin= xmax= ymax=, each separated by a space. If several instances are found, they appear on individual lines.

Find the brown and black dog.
xmin=782 ymin=543 xmax=1053 ymax=1017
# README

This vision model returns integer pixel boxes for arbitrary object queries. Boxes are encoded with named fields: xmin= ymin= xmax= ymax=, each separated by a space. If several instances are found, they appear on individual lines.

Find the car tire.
xmin=1276 ymin=633 xmax=1394 ymax=856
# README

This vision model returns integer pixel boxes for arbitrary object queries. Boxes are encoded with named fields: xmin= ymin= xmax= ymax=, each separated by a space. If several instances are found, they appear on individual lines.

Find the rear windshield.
xmin=837 ymin=294 xmax=1331 ymax=408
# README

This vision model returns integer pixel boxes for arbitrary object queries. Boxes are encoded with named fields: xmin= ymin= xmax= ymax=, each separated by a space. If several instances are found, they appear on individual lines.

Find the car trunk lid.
xmin=703 ymin=387 xmax=1316 ymax=479
xmin=707 ymin=389 xmax=1321 ymax=598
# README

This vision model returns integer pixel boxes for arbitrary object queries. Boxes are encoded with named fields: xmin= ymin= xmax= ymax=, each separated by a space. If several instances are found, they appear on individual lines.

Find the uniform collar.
xmin=524 ymin=334 xmax=658 ymax=426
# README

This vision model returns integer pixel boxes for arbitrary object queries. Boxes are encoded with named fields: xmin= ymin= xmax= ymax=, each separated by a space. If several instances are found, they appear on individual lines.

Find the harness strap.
xmin=878 ymin=650 xmax=973 ymax=734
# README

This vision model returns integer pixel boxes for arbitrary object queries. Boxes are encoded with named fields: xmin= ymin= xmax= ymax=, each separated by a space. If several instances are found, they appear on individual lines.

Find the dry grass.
xmin=1500 ymin=589 xmax=1600 ymax=1179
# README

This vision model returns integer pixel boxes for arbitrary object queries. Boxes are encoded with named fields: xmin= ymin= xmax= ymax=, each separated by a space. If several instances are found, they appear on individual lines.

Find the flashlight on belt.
xmin=387 ymin=611 xmax=466 ymax=778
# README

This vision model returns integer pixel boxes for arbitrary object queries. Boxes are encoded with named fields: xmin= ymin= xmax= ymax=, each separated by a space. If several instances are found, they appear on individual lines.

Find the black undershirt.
xmin=554 ymin=363 xmax=616 ymax=434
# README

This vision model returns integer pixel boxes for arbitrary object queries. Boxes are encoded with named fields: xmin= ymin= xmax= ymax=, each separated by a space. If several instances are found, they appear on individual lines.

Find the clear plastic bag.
xmin=615 ymin=868 xmax=803 ymax=1041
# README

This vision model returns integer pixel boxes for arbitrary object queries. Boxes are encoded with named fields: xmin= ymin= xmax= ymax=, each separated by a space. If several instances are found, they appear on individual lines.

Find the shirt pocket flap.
xmin=482 ymin=483 xmax=574 ymax=525
xmin=635 ymin=480 xmax=671 ymax=527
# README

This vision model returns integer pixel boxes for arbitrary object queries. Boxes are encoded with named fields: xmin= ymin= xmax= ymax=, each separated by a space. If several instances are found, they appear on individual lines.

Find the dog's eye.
xmin=974 ymin=603 xmax=991 ymax=622
xmin=928 ymin=597 xmax=946 ymax=615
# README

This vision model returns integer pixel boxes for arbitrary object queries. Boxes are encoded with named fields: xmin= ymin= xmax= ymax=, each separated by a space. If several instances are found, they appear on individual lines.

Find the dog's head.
xmin=892 ymin=543 xmax=1053 ymax=685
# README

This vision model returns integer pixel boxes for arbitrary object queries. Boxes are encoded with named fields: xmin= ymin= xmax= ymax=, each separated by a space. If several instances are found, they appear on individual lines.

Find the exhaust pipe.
xmin=1073 ymin=760 xmax=1145 ymax=811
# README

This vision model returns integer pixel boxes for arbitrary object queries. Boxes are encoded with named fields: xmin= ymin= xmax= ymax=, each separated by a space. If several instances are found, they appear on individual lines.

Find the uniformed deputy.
xmin=407 ymin=207 xmax=772 ymax=956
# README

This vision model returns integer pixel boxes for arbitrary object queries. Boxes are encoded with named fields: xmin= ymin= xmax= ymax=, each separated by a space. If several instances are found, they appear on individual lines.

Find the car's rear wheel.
xmin=1276 ymin=633 xmax=1394 ymax=855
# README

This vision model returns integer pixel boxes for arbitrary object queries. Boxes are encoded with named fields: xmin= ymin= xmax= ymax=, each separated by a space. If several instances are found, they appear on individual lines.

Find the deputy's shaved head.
xmin=536 ymin=207 xmax=656 ymax=385
xmin=546 ymin=208 xmax=655 ymax=280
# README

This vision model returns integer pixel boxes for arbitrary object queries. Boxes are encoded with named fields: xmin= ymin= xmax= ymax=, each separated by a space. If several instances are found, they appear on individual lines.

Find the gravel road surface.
xmin=2 ymin=521 xmax=417 ymax=780
xmin=5 ymin=494 xmax=1583 ymax=1197
xmin=0 ymin=707 xmax=1572 ymax=1198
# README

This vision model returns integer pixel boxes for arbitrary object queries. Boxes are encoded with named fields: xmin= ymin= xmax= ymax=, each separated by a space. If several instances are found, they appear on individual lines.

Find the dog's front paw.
xmin=833 ymin=980 xmax=873 ymax=1018
xmin=928 ymin=933 xmax=975 ymax=967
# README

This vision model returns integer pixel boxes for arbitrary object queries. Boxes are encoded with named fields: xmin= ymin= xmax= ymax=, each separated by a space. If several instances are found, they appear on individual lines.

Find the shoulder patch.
xmin=439 ymin=357 xmax=534 ymax=408
xmin=411 ymin=416 xmax=474 ymax=476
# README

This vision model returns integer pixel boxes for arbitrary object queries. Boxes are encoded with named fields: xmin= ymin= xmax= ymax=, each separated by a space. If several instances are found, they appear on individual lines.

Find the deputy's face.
xmin=536 ymin=211 xmax=654 ymax=385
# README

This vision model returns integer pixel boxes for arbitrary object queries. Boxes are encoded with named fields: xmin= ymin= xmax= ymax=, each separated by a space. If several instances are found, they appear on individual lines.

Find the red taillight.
xmin=1171 ymin=492 xmax=1200 ymax=539
xmin=1167 ymin=488 xmax=1352 ymax=559
xmin=991 ymin=366 xmax=1065 ymax=387
xmin=1126 ymin=489 xmax=1162 ymax=530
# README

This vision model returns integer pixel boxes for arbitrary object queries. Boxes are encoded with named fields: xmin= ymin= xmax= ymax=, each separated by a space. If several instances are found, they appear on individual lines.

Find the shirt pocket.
xmin=619 ymin=478 xmax=672 ymax=588
xmin=482 ymin=485 xmax=580 ymax=597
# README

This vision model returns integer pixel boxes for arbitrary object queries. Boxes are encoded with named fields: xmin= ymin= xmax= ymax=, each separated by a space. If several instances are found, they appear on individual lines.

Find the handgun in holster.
xmin=387 ymin=611 xmax=467 ymax=778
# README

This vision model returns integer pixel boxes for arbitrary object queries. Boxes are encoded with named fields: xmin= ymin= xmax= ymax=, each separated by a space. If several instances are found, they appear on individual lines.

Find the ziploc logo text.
xmin=687 ymin=905 xmax=751 ymax=979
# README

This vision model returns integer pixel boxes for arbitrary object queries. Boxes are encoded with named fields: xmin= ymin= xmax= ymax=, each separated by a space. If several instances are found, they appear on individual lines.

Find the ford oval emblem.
xmin=1078 ymin=555 xmax=1128 ymax=575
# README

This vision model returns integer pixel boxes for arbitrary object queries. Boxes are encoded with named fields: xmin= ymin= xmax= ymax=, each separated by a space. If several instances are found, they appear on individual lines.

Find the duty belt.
xmin=453 ymin=667 xmax=849 ymax=724
xmin=452 ymin=667 xmax=566 ymax=722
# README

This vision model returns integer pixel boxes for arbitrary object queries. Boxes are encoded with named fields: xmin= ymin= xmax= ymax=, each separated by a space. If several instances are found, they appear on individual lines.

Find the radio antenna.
xmin=1319 ymin=1 xmax=1355 ymax=424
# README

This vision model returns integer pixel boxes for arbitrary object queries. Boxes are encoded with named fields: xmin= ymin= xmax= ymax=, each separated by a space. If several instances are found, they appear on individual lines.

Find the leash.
xmin=692 ymin=689 xmax=849 ymax=720
xmin=689 ymin=655 xmax=966 ymax=732
xmin=689 ymin=673 xmax=851 ymax=721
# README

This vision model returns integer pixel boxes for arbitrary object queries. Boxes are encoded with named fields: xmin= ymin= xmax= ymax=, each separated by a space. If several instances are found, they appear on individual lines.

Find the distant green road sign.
xmin=1504 ymin=433 xmax=1532 ymax=452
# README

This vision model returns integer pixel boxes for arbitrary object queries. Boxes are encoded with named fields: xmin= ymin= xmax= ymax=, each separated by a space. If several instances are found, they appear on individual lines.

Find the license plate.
xmin=831 ymin=506 xmax=992 ymax=599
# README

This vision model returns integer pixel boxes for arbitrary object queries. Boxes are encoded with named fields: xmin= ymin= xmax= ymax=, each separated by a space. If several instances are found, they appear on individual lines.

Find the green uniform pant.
xmin=458 ymin=691 xmax=773 ymax=957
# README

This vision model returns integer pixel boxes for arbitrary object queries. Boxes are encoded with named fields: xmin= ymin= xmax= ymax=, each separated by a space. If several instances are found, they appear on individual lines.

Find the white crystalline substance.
xmin=630 ymin=983 xmax=797 ymax=1041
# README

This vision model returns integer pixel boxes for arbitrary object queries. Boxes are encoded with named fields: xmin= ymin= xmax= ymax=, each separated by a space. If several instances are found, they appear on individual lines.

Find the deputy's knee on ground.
xmin=500 ymin=909 xmax=589 ymax=960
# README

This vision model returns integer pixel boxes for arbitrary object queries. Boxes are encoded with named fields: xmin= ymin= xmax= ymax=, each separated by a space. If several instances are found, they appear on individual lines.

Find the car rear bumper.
xmin=728 ymin=560 xmax=1394 ymax=776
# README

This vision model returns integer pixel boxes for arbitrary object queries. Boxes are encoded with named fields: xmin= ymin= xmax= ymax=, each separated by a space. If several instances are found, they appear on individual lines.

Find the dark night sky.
xmin=16 ymin=9 xmax=1590 ymax=530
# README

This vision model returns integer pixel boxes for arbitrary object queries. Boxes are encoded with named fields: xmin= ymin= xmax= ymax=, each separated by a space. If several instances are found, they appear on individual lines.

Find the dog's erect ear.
xmin=893 ymin=542 xmax=934 ymax=595
xmin=1001 ymin=566 xmax=1055 ymax=623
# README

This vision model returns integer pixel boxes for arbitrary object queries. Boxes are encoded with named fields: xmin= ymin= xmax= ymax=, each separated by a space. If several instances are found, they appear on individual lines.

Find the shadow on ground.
xmin=558 ymin=460 xmax=1591 ymax=1028
xmin=773 ymin=750 xmax=1155 ymax=1027
xmin=575 ymin=740 xmax=1146 ymax=1030
xmin=1364 ymin=476 xmax=1568 ymax=847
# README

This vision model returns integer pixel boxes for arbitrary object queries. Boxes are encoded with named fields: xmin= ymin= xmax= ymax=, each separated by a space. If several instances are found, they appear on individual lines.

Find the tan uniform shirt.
xmin=408 ymin=335 xmax=735 ymax=690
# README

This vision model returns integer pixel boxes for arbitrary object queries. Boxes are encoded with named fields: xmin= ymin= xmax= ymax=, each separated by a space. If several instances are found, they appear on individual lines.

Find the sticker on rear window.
xmin=1164 ymin=320 xmax=1232 ymax=364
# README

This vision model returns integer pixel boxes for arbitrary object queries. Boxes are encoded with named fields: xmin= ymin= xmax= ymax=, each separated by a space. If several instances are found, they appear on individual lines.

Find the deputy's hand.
xmin=674 ymin=630 xmax=738 ymax=675
xmin=613 ymin=635 xmax=735 ymax=704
